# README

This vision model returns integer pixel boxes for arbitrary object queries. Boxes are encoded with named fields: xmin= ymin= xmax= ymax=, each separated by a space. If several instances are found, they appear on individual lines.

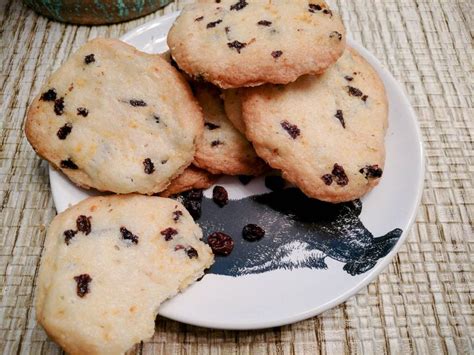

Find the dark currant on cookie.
xmin=84 ymin=54 xmax=95 ymax=64
xmin=207 ymin=232 xmax=234 ymax=256
xmin=321 ymin=174 xmax=333 ymax=186
xmin=57 ymin=123 xmax=73 ymax=140
xmin=344 ymin=75 xmax=354 ymax=81
xmin=211 ymin=140 xmax=223 ymax=147
xmin=347 ymin=86 xmax=363 ymax=97
xmin=242 ymin=224 xmax=265 ymax=241
xmin=160 ymin=227 xmax=178 ymax=241
xmin=40 ymin=88 xmax=57 ymax=101
xmin=64 ymin=229 xmax=77 ymax=245
xmin=173 ymin=210 xmax=183 ymax=222
xmin=74 ymin=274 xmax=92 ymax=297
xmin=143 ymin=158 xmax=155 ymax=174
xmin=205 ymin=122 xmax=220 ymax=130
xmin=186 ymin=247 xmax=199 ymax=259
xmin=129 ymin=99 xmax=147 ymax=107
xmin=120 ymin=227 xmax=139 ymax=244
xmin=212 ymin=186 xmax=228 ymax=207
xmin=257 ymin=20 xmax=272 ymax=26
xmin=335 ymin=110 xmax=345 ymax=128
xmin=206 ymin=19 xmax=222 ymax=28
xmin=77 ymin=107 xmax=89 ymax=117
xmin=272 ymin=50 xmax=283 ymax=59
xmin=280 ymin=120 xmax=301 ymax=139
xmin=76 ymin=215 xmax=92 ymax=235
xmin=227 ymin=40 xmax=247 ymax=53
xmin=330 ymin=31 xmax=343 ymax=40
xmin=265 ymin=175 xmax=285 ymax=191
xmin=308 ymin=4 xmax=322 ymax=12
xmin=230 ymin=0 xmax=248 ymax=11
xmin=362 ymin=95 xmax=368 ymax=102
xmin=195 ymin=16 xmax=204 ymax=21
xmin=332 ymin=164 xmax=349 ymax=186
xmin=153 ymin=115 xmax=160 ymax=123
xmin=359 ymin=165 xmax=383 ymax=179
xmin=54 ymin=97 xmax=65 ymax=115
xmin=60 ymin=158 xmax=78 ymax=169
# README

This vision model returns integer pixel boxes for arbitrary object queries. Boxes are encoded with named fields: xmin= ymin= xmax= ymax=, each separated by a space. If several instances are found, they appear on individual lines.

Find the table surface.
xmin=1 ymin=0 xmax=472 ymax=354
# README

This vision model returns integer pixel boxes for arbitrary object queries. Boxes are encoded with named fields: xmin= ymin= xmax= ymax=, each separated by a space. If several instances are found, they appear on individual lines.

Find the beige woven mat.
xmin=1 ymin=0 xmax=472 ymax=353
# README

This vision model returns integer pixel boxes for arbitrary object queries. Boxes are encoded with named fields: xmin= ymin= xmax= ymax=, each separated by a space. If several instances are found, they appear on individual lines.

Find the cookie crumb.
xmin=74 ymin=274 xmax=92 ymax=297
xmin=213 ymin=186 xmax=228 ymax=207
xmin=207 ymin=232 xmax=234 ymax=256
xmin=230 ymin=0 xmax=248 ymax=11
xmin=77 ymin=107 xmax=89 ymax=117
xmin=160 ymin=227 xmax=178 ymax=241
xmin=120 ymin=227 xmax=139 ymax=244
xmin=40 ymin=89 xmax=57 ymax=101
xmin=335 ymin=110 xmax=345 ymax=128
xmin=57 ymin=123 xmax=73 ymax=140
xmin=76 ymin=215 xmax=92 ymax=235
xmin=272 ymin=50 xmax=283 ymax=59
xmin=64 ymin=229 xmax=77 ymax=245
xmin=143 ymin=158 xmax=155 ymax=174
xmin=227 ymin=40 xmax=247 ymax=53
xmin=84 ymin=54 xmax=95 ymax=64
xmin=280 ymin=120 xmax=300 ymax=139
xmin=54 ymin=97 xmax=65 ymax=115
xmin=60 ymin=158 xmax=78 ymax=170
xmin=332 ymin=164 xmax=349 ymax=186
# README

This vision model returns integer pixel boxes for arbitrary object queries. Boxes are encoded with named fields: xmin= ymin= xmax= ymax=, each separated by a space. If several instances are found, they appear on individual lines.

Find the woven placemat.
xmin=1 ymin=0 xmax=472 ymax=353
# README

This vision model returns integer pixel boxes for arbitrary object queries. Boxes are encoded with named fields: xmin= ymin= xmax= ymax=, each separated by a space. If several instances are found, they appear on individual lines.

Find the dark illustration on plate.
xmin=190 ymin=188 xmax=402 ymax=277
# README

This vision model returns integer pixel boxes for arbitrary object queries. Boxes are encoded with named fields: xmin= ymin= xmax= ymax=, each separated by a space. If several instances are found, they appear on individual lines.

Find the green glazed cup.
xmin=23 ymin=0 xmax=173 ymax=25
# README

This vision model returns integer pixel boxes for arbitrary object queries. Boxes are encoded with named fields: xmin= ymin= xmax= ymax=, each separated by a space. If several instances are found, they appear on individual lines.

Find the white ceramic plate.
xmin=49 ymin=12 xmax=424 ymax=330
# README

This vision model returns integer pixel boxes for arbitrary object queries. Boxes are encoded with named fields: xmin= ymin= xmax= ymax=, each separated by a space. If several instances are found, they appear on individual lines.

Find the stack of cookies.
xmin=25 ymin=1 xmax=388 ymax=353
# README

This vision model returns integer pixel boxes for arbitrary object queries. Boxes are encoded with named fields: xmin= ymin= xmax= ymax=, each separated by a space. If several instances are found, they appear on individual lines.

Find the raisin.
xmin=160 ymin=227 xmax=178 ymax=241
xmin=258 ymin=20 xmax=272 ymax=26
xmin=211 ymin=140 xmax=223 ymax=147
xmin=74 ymin=274 xmax=92 ymax=297
xmin=54 ymin=97 xmax=65 ymax=115
xmin=207 ymin=232 xmax=234 ymax=256
xmin=181 ymin=189 xmax=203 ymax=220
xmin=335 ymin=110 xmax=345 ymax=128
xmin=344 ymin=76 xmax=353 ymax=81
xmin=154 ymin=115 xmax=160 ymax=123
xmin=272 ymin=50 xmax=283 ymax=59
xmin=77 ymin=107 xmax=88 ymax=117
xmin=330 ymin=31 xmax=342 ymax=40
xmin=230 ymin=0 xmax=248 ymax=11
xmin=323 ymin=9 xmax=333 ymax=16
xmin=308 ymin=4 xmax=322 ymax=12
xmin=40 ymin=89 xmax=57 ymax=101
xmin=186 ymin=247 xmax=199 ymax=259
xmin=129 ymin=99 xmax=147 ymax=107
xmin=227 ymin=40 xmax=247 ymax=53
xmin=173 ymin=210 xmax=183 ymax=222
xmin=242 ymin=224 xmax=265 ymax=241
xmin=212 ymin=186 xmax=228 ymax=207
xmin=321 ymin=174 xmax=333 ymax=185
xmin=280 ymin=120 xmax=300 ymax=139
xmin=359 ymin=165 xmax=383 ymax=179
xmin=64 ymin=229 xmax=77 ymax=245
xmin=265 ymin=175 xmax=285 ymax=191
xmin=195 ymin=16 xmax=204 ymax=21
xmin=57 ymin=123 xmax=72 ymax=139
xmin=76 ymin=215 xmax=91 ymax=235
xmin=238 ymin=175 xmax=253 ymax=185
xmin=143 ymin=158 xmax=155 ymax=174
xmin=362 ymin=95 xmax=368 ymax=102
xmin=120 ymin=227 xmax=139 ymax=244
xmin=60 ymin=158 xmax=78 ymax=169
xmin=347 ymin=86 xmax=363 ymax=97
xmin=205 ymin=122 xmax=220 ymax=130
xmin=84 ymin=54 xmax=95 ymax=64
xmin=332 ymin=164 xmax=349 ymax=186
xmin=206 ymin=19 xmax=222 ymax=28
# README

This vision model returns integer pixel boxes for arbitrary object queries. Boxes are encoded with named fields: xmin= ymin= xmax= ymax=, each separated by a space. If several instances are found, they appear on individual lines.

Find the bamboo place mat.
xmin=1 ymin=0 xmax=472 ymax=354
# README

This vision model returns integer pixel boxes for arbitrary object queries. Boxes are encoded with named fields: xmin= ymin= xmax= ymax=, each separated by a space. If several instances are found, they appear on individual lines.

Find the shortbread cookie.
xmin=242 ymin=47 xmax=388 ymax=203
xmin=36 ymin=194 xmax=213 ymax=354
xmin=193 ymin=84 xmax=267 ymax=176
xmin=222 ymin=89 xmax=245 ymax=134
xmin=168 ymin=0 xmax=346 ymax=88
xmin=160 ymin=165 xmax=219 ymax=197
xmin=26 ymin=38 xmax=203 ymax=194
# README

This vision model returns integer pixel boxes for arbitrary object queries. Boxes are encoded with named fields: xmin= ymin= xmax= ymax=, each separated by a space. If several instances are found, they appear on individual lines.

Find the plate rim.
xmin=49 ymin=12 xmax=425 ymax=330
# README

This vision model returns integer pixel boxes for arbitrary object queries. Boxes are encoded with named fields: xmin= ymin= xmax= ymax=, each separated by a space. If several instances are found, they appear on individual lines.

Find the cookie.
xmin=25 ymin=38 xmax=203 ymax=194
xmin=160 ymin=165 xmax=219 ymax=197
xmin=242 ymin=47 xmax=388 ymax=203
xmin=193 ymin=84 xmax=268 ymax=176
xmin=167 ymin=0 xmax=346 ymax=88
xmin=222 ymin=89 xmax=245 ymax=134
xmin=36 ymin=194 xmax=213 ymax=354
